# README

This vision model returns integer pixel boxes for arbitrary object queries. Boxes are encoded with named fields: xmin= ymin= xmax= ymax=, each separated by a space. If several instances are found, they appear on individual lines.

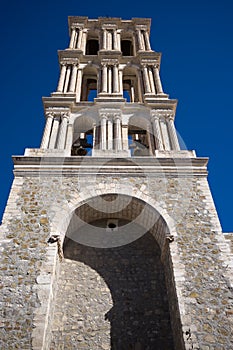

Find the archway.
xmin=50 ymin=194 xmax=183 ymax=349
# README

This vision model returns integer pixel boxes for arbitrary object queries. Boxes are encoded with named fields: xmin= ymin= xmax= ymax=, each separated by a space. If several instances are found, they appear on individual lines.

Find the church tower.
xmin=0 ymin=16 xmax=232 ymax=350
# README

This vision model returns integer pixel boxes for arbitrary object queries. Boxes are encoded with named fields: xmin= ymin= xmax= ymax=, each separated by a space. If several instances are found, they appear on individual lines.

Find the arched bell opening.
xmin=122 ymin=66 xmax=141 ymax=103
xmin=80 ymin=65 xmax=98 ymax=101
xmin=121 ymin=39 xmax=133 ymax=56
xmin=50 ymin=194 xmax=184 ymax=349
xmin=71 ymin=115 xmax=95 ymax=156
xmin=128 ymin=115 xmax=154 ymax=156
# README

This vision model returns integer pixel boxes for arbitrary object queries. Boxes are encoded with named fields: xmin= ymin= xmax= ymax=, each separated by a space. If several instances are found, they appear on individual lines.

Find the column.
xmin=81 ymin=29 xmax=88 ymax=52
xmin=153 ymin=65 xmax=164 ymax=94
xmin=76 ymin=28 xmax=83 ymax=49
xmin=102 ymin=64 xmax=107 ymax=93
xmin=130 ymin=86 xmax=135 ymax=102
xmin=113 ymin=30 xmax=118 ymax=50
xmin=57 ymin=114 xmax=68 ymax=149
xmin=65 ymin=123 xmax=73 ymax=153
xmin=57 ymin=64 xmax=67 ymax=92
xmin=93 ymin=123 xmax=96 ymax=149
xmin=107 ymin=119 xmax=113 ymax=150
xmin=167 ymin=116 xmax=180 ymax=150
xmin=118 ymin=69 xmax=123 ymax=95
xmin=122 ymin=125 xmax=129 ymax=151
xmin=117 ymin=30 xmax=121 ymax=51
xmin=143 ymin=30 xmax=151 ymax=50
xmin=69 ymin=27 xmax=77 ymax=49
xmin=108 ymin=66 xmax=112 ymax=94
xmin=136 ymin=29 xmax=144 ymax=50
xmin=114 ymin=116 xmax=122 ymax=151
xmin=148 ymin=67 xmax=156 ymax=94
xmin=113 ymin=65 xmax=119 ymax=93
xmin=160 ymin=117 xmax=171 ymax=150
xmin=102 ymin=29 xmax=107 ymax=49
xmin=69 ymin=64 xmax=78 ymax=92
xmin=63 ymin=65 xmax=71 ymax=93
xmin=107 ymin=31 xmax=112 ymax=50
xmin=49 ymin=116 xmax=60 ymax=149
xmin=100 ymin=115 xmax=107 ymax=150
xmin=142 ymin=65 xmax=151 ymax=93
xmin=40 ymin=113 xmax=53 ymax=149
xmin=75 ymin=68 xmax=82 ymax=102
xmin=151 ymin=115 xmax=164 ymax=150
xmin=147 ymin=124 xmax=153 ymax=155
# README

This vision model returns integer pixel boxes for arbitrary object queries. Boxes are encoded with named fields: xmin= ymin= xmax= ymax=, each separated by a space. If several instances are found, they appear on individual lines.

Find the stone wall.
xmin=0 ymin=172 xmax=232 ymax=349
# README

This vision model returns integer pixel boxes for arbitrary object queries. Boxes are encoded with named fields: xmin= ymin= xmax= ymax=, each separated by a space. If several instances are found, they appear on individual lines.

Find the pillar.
xmin=144 ymin=30 xmax=151 ymax=51
xmin=113 ymin=65 xmax=119 ymax=93
xmin=93 ymin=123 xmax=97 ymax=149
xmin=136 ymin=29 xmax=144 ymax=51
xmin=75 ymin=68 xmax=82 ymax=102
xmin=100 ymin=115 xmax=107 ymax=150
xmin=151 ymin=115 xmax=164 ymax=150
xmin=57 ymin=114 xmax=68 ymax=149
xmin=76 ymin=28 xmax=83 ymax=49
xmin=57 ymin=64 xmax=67 ymax=92
xmin=69 ymin=64 xmax=78 ymax=92
xmin=142 ymin=65 xmax=151 ymax=93
xmin=108 ymin=66 xmax=112 ymax=94
xmin=102 ymin=64 xmax=107 ymax=93
xmin=107 ymin=119 xmax=113 ymax=150
xmin=122 ymin=125 xmax=129 ymax=151
xmin=103 ymin=29 xmax=107 ymax=49
xmin=40 ymin=113 xmax=53 ymax=149
xmin=65 ymin=123 xmax=73 ymax=153
xmin=148 ymin=67 xmax=156 ymax=94
xmin=153 ymin=65 xmax=164 ymax=94
xmin=147 ymin=123 xmax=153 ymax=155
xmin=63 ymin=65 xmax=71 ymax=93
xmin=118 ymin=69 xmax=123 ymax=95
xmin=49 ymin=116 xmax=60 ymax=149
xmin=69 ymin=27 xmax=77 ymax=49
xmin=117 ymin=30 xmax=121 ymax=51
xmin=167 ymin=116 xmax=180 ymax=150
xmin=160 ymin=117 xmax=171 ymax=150
xmin=113 ymin=30 xmax=118 ymax=50
xmin=81 ymin=29 xmax=88 ymax=52
xmin=114 ymin=116 xmax=122 ymax=151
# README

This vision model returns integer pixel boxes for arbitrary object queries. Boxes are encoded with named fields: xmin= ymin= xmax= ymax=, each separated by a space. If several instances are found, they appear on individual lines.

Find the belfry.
xmin=0 ymin=16 xmax=232 ymax=350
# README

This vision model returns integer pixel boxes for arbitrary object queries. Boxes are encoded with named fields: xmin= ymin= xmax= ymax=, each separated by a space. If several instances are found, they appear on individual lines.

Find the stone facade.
xmin=1 ymin=16 xmax=233 ymax=350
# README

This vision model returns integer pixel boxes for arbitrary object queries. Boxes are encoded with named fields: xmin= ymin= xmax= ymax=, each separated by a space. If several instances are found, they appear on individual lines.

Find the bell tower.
xmin=0 ymin=16 xmax=232 ymax=350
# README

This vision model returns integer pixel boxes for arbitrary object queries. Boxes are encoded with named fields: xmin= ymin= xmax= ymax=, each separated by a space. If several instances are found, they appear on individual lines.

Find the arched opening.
xmin=123 ymin=66 xmax=141 ymax=103
xmin=71 ymin=115 xmax=95 ymax=155
xmin=50 ymin=194 xmax=183 ymax=349
xmin=80 ymin=65 xmax=98 ymax=101
xmin=128 ymin=115 xmax=153 ymax=156
xmin=86 ymin=39 xmax=99 ymax=55
xmin=121 ymin=39 xmax=133 ymax=56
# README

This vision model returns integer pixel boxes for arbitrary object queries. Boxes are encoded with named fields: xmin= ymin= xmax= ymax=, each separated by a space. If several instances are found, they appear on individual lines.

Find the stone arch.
xmin=71 ymin=114 xmax=96 ymax=155
xmin=49 ymin=192 xmax=185 ymax=349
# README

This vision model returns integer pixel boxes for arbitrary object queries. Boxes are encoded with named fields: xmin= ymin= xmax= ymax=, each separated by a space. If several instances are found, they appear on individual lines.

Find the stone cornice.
xmin=12 ymin=156 xmax=209 ymax=177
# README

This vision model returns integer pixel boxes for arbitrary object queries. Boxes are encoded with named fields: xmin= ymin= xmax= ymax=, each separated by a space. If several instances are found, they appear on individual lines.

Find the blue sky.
xmin=0 ymin=0 xmax=232 ymax=232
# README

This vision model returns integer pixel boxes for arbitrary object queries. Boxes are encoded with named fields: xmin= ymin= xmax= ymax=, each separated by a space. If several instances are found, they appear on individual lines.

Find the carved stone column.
xmin=57 ymin=64 xmax=67 ymax=92
xmin=114 ymin=115 xmax=122 ymax=151
xmin=93 ymin=123 xmax=97 ymax=149
xmin=69 ymin=27 xmax=77 ymax=49
xmin=151 ymin=115 xmax=164 ymax=150
xmin=102 ymin=64 xmax=108 ymax=93
xmin=69 ymin=64 xmax=78 ymax=92
xmin=113 ymin=30 xmax=118 ymax=50
xmin=107 ymin=119 xmax=113 ymax=150
xmin=57 ymin=114 xmax=68 ymax=149
xmin=102 ymin=29 xmax=107 ymax=49
xmin=160 ymin=117 xmax=171 ymax=150
xmin=118 ymin=69 xmax=123 ymax=95
xmin=63 ymin=65 xmax=71 ymax=93
xmin=122 ymin=125 xmax=129 ymax=151
xmin=65 ymin=123 xmax=73 ymax=152
xmin=136 ymin=29 xmax=144 ymax=51
xmin=108 ymin=66 xmax=112 ymax=94
xmin=142 ymin=65 xmax=151 ymax=93
xmin=100 ymin=114 xmax=107 ymax=150
xmin=75 ymin=68 xmax=82 ymax=102
xmin=81 ymin=29 xmax=88 ymax=52
xmin=117 ymin=30 xmax=121 ymax=51
xmin=76 ymin=28 xmax=83 ymax=49
xmin=153 ymin=65 xmax=164 ymax=94
xmin=167 ymin=116 xmax=180 ymax=150
xmin=148 ymin=67 xmax=156 ymax=94
xmin=49 ymin=116 xmax=60 ymax=149
xmin=113 ymin=65 xmax=119 ymax=93
xmin=144 ymin=30 xmax=151 ymax=51
xmin=40 ymin=113 xmax=53 ymax=149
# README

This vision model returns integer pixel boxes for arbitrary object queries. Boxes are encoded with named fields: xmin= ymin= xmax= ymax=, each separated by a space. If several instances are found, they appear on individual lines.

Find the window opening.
xmin=86 ymin=39 xmax=99 ymax=55
xmin=121 ymin=40 xmax=133 ymax=56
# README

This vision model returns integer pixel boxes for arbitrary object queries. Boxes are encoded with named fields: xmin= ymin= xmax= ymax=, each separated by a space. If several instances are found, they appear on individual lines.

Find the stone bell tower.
xmin=0 ymin=16 xmax=232 ymax=350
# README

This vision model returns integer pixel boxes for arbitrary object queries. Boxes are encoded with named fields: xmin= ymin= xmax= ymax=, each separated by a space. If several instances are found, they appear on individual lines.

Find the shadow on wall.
xmin=61 ymin=231 xmax=174 ymax=350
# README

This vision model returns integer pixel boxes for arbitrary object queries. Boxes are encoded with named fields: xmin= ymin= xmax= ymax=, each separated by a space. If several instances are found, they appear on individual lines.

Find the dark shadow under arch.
xmin=50 ymin=230 xmax=175 ymax=349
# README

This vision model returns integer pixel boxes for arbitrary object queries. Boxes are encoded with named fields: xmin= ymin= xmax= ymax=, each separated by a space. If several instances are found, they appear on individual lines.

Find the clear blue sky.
xmin=0 ymin=0 xmax=232 ymax=232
